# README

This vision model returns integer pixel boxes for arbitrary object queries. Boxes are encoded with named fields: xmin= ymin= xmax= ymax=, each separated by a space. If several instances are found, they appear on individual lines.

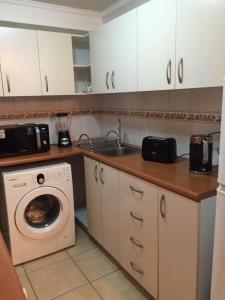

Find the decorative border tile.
xmin=0 ymin=109 xmax=221 ymax=123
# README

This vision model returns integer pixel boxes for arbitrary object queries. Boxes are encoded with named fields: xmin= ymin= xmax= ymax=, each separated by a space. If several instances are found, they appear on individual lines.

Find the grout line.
xmin=22 ymin=270 xmax=39 ymax=300
xmin=49 ymin=282 xmax=90 ymax=300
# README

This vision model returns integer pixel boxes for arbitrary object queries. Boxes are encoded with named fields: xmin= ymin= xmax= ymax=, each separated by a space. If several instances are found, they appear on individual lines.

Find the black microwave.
xmin=0 ymin=123 xmax=50 ymax=158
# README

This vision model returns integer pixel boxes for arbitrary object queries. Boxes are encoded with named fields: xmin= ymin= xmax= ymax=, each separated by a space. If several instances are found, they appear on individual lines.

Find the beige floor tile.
xmin=15 ymin=265 xmax=25 ymax=276
xmin=67 ymin=227 xmax=96 ymax=257
xmin=72 ymin=248 xmax=118 ymax=281
xmin=23 ymin=250 xmax=69 ymax=273
xmin=92 ymin=270 xmax=149 ymax=300
xmin=54 ymin=283 xmax=101 ymax=300
xmin=28 ymin=258 xmax=88 ymax=300
xmin=19 ymin=274 xmax=37 ymax=300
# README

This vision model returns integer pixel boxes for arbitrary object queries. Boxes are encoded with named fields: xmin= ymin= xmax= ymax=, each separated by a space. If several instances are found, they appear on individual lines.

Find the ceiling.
xmin=31 ymin=0 xmax=121 ymax=11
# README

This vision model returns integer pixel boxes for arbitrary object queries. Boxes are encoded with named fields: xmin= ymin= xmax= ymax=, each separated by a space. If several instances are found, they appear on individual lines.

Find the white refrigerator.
xmin=211 ymin=78 xmax=225 ymax=300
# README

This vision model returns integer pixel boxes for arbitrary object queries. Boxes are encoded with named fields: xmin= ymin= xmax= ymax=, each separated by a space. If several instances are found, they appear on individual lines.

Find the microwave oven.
xmin=0 ymin=123 xmax=50 ymax=158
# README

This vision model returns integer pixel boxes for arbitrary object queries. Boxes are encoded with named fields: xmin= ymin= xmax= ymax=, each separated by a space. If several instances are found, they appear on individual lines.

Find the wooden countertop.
xmin=0 ymin=233 xmax=26 ymax=300
xmin=0 ymin=145 xmax=218 ymax=201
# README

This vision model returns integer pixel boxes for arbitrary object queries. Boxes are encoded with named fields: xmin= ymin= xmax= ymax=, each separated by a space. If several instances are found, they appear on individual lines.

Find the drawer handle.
xmin=105 ymin=72 xmax=109 ymax=89
xmin=6 ymin=75 xmax=11 ymax=93
xmin=129 ymin=185 xmax=143 ymax=195
xmin=94 ymin=165 xmax=98 ymax=182
xmin=160 ymin=194 xmax=166 ymax=219
xmin=111 ymin=70 xmax=115 ymax=89
xmin=130 ymin=236 xmax=144 ymax=249
xmin=130 ymin=261 xmax=144 ymax=275
xmin=178 ymin=58 xmax=184 ymax=84
xmin=100 ymin=167 xmax=104 ymax=184
xmin=45 ymin=75 xmax=49 ymax=92
xmin=166 ymin=59 xmax=172 ymax=85
xmin=130 ymin=211 xmax=144 ymax=222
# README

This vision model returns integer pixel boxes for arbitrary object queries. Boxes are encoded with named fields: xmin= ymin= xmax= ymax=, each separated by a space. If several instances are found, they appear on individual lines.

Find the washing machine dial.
xmin=37 ymin=174 xmax=45 ymax=184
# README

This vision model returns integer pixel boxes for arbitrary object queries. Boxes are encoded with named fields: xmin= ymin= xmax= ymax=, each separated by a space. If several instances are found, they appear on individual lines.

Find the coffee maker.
xmin=189 ymin=134 xmax=213 ymax=174
xmin=56 ymin=112 xmax=72 ymax=147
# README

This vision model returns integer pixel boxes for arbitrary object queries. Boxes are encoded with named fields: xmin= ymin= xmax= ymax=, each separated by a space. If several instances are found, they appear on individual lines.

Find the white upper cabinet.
xmin=90 ymin=9 xmax=137 ymax=94
xmin=138 ymin=0 xmax=176 ymax=91
xmin=37 ymin=31 xmax=75 ymax=95
xmin=0 ymin=27 xmax=42 ymax=97
xmin=176 ymin=0 xmax=225 ymax=89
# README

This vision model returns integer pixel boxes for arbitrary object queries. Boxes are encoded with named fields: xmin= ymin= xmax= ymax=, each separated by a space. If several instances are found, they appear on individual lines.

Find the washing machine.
xmin=0 ymin=163 xmax=75 ymax=265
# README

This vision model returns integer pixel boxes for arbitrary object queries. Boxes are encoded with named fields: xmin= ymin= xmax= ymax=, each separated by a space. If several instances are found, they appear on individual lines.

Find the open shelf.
xmin=72 ymin=35 xmax=92 ymax=94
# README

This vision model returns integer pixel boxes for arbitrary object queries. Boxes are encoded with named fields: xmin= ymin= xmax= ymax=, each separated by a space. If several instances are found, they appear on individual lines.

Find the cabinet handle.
xmin=105 ymin=72 xmax=109 ymax=89
xmin=130 ymin=261 xmax=144 ymax=275
xmin=178 ymin=58 xmax=184 ymax=84
xmin=160 ymin=194 xmax=166 ymax=219
xmin=45 ymin=75 xmax=49 ymax=92
xmin=6 ymin=75 xmax=11 ymax=93
xmin=130 ymin=211 xmax=144 ymax=222
xmin=100 ymin=167 xmax=104 ymax=184
xmin=130 ymin=236 xmax=144 ymax=249
xmin=94 ymin=165 xmax=98 ymax=182
xmin=129 ymin=185 xmax=143 ymax=195
xmin=166 ymin=60 xmax=172 ymax=84
xmin=111 ymin=70 xmax=115 ymax=89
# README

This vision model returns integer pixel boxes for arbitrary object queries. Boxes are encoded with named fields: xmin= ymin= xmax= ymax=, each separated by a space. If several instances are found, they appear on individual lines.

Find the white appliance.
xmin=211 ymin=79 xmax=225 ymax=300
xmin=0 ymin=163 xmax=75 ymax=265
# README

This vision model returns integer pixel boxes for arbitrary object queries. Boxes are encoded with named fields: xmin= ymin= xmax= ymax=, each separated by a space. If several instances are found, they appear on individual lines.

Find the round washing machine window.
xmin=15 ymin=186 xmax=70 ymax=240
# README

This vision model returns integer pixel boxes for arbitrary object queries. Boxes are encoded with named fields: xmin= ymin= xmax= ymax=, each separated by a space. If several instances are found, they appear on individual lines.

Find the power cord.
xmin=176 ymin=153 xmax=189 ymax=160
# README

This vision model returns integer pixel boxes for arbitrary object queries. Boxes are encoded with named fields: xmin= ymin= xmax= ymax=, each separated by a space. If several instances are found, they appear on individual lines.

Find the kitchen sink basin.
xmin=96 ymin=146 xmax=138 ymax=157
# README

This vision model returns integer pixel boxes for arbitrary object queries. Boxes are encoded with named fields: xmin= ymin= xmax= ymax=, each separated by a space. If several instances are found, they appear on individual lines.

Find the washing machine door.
xmin=15 ymin=186 xmax=70 ymax=240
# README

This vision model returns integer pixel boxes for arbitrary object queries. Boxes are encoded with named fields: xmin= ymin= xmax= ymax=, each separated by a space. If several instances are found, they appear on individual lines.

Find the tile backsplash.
xmin=0 ymin=87 xmax=222 ymax=165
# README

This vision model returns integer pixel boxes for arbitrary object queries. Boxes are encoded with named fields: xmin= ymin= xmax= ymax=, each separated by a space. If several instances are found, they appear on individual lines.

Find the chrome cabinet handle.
xmin=100 ymin=167 xmax=104 ymax=184
xmin=178 ymin=58 xmax=184 ymax=84
xmin=166 ymin=60 xmax=172 ymax=84
xmin=160 ymin=194 xmax=166 ymax=219
xmin=130 ymin=211 xmax=144 ymax=222
xmin=6 ymin=75 xmax=11 ymax=93
xmin=111 ymin=70 xmax=115 ymax=89
xmin=130 ymin=261 xmax=144 ymax=275
xmin=45 ymin=75 xmax=49 ymax=92
xmin=94 ymin=165 xmax=98 ymax=182
xmin=129 ymin=185 xmax=143 ymax=195
xmin=35 ymin=126 xmax=41 ymax=150
xmin=130 ymin=236 xmax=144 ymax=249
xmin=105 ymin=72 xmax=109 ymax=89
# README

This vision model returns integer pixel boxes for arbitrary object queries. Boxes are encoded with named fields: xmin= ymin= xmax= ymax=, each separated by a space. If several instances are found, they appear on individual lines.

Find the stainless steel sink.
xmin=96 ymin=146 xmax=138 ymax=157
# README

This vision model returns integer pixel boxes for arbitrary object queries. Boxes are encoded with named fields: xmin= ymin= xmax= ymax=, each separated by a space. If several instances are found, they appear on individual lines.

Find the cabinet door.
xmin=137 ymin=0 xmax=176 ymax=91
xmin=158 ymin=189 xmax=198 ymax=300
xmin=176 ymin=0 xmax=225 ymax=88
xmin=0 ymin=76 xmax=3 ymax=97
xmin=84 ymin=157 xmax=102 ymax=244
xmin=100 ymin=163 xmax=120 ymax=261
xmin=109 ymin=9 xmax=137 ymax=93
xmin=0 ymin=27 xmax=42 ymax=96
xmin=89 ymin=25 xmax=111 ymax=94
xmin=37 ymin=31 xmax=75 ymax=95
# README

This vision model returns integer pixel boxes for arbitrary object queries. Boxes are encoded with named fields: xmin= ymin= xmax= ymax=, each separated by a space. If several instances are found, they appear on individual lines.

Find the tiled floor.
xmin=16 ymin=225 xmax=152 ymax=300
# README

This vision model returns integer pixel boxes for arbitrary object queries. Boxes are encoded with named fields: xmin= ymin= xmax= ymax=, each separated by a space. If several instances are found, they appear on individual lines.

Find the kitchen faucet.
xmin=105 ymin=118 xmax=122 ymax=148
xmin=77 ymin=133 xmax=94 ymax=151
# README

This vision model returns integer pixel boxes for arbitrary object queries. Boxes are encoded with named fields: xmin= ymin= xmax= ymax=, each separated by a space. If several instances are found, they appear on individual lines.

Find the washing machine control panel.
xmin=33 ymin=168 xmax=70 ymax=185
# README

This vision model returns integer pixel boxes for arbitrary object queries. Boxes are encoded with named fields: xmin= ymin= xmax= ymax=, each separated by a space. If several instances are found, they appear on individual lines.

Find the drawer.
xmin=121 ymin=244 xmax=157 ymax=299
xmin=120 ymin=219 xmax=157 ymax=270
xmin=120 ymin=171 xmax=158 ymax=213
xmin=120 ymin=195 xmax=157 ymax=237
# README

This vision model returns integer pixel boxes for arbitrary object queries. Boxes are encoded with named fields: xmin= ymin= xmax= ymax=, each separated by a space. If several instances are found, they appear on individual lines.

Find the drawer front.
xmin=120 ymin=171 xmax=158 ymax=214
xmin=121 ymin=244 xmax=157 ymax=298
xmin=120 ymin=219 xmax=157 ymax=270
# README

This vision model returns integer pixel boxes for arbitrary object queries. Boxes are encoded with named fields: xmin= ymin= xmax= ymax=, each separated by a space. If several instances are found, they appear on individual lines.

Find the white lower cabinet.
xmin=158 ymin=189 xmax=216 ymax=300
xmin=84 ymin=157 xmax=120 ymax=260
xmin=84 ymin=157 xmax=216 ymax=300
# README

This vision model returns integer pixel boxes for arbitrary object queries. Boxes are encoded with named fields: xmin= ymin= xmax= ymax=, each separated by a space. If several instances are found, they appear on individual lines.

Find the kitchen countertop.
xmin=0 ymin=145 xmax=218 ymax=201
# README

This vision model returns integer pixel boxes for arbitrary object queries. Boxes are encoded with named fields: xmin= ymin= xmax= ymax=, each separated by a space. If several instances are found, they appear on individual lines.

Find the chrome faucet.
xmin=105 ymin=118 xmax=122 ymax=148
xmin=77 ymin=133 xmax=94 ymax=151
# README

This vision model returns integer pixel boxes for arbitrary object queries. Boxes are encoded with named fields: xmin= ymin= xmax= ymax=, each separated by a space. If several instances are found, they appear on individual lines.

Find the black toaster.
xmin=142 ymin=136 xmax=177 ymax=163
